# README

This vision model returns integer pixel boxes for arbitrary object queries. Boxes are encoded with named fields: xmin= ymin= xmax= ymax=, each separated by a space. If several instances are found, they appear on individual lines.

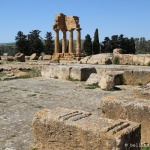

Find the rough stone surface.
xmin=14 ymin=53 xmax=25 ymax=62
xmin=85 ymin=73 xmax=101 ymax=85
xmin=99 ymin=72 xmax=115 ymax=90
xmin=80 ymin=56 xmax=91 ymax=64
xmin=101 ymin=94 xmax=150 ymax=143
xmin=113 ymin=48 xmax=124 ymax=55
xmin=33 ymin=107 xmax=141 ymax=150
xmin=30 ymin=53 xmax=38 ymax=60
xmin=70 ymin=66 xmax=97 ymax=81
xmin=43 ymin=55 xmax=52 ymax=60
xmin=86 ymin=54 xmax=113 ymax=65
xmin=123 ymin=70 xmax=150 ymax=85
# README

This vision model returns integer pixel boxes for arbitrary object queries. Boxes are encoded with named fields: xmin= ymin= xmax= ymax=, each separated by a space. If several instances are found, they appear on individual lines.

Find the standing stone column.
xmin=76 ymin=28 xmax=81 ymax=55
xmin=54 ymin=29 xmax=60 ymax=53
xmin=62 ymin=30 xmax=67 ymax=53
xmin=69 ymin=29 xmax=74 ymax=54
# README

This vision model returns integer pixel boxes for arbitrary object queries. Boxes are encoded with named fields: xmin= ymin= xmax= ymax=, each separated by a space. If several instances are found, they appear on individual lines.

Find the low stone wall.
xmin=101 ymin=98 xmax=150 ymax=143
xmin=123 ymin=70 xmax=150 ymax=85
xmin=80 ymin=53 xmax=150 ymax=66
xmin=33 ymin=107 xmax=141 ymax=150
xmin=41 ymin=65 xmax=96 ymax=81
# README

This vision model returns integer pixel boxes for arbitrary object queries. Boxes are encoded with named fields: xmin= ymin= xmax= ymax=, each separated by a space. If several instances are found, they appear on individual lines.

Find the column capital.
xmin=76 ymin=28 xmax=82 ymax=31
xmin=54 ymin=28 xmax=60 ymax=32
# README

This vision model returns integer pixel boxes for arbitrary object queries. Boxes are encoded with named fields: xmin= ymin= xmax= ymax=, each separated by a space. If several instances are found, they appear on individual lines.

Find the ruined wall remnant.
xmin=33 ymin=107 xmax=141 ymax=150
xmin=53 ymin=13 xmax=81 ymax=55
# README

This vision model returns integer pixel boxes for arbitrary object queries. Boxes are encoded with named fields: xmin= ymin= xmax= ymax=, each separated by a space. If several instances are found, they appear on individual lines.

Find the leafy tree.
xmin=28 ymin=30 xmax=44 ymax=55
xmin=110 ymin=35 xmax=118 ymax=50
xmin=15 ymin=31 xmax=29 ymax=55
xmin=82 ymin=34 xmax=93 ymax=56
xmin=101 ymin=34 xmax=136 ymax=54
xmin=44 ymin=32 xmax=54 ymax=55
xmin=101 ymin=37 xmax=111 ymax=53
xmin=93 ymin=28 xmax=100 ymax=54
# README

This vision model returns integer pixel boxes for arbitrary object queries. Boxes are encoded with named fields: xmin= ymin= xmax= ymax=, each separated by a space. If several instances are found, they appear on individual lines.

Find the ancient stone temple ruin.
xmin=53 ymin=13 xmax=82 ymax=58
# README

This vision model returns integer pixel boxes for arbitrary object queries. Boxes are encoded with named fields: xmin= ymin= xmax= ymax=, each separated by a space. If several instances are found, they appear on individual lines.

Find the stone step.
xmin=33 ymin=107 xmax=141 ymax=150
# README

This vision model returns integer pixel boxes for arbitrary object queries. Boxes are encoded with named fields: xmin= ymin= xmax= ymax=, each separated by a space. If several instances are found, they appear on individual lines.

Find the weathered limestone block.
xmin=85 ymin=73 xmax=101 ymax=85
xmin=123 ymin=70 xmax=150 ymax=85
xmin=86 ymin=54 xmax=113 ymax=65
xmin=99 ymin=72 xmax=115 ymax=90
xmin=14 ymin=53 xmax=25 ymax=62
xmin=113 ymin=48 xmax=123 ymax=55
xmin=33 ymin=107 xmax=141 ymax=150
xmin=144 ymin=55 xmax=150 ymax=66
xmin=70 ymin=66 xmax=96 ymax=81
xmin=121 ymin=54 xmax=134 ymax=65
xmin=30 ymin=53 xmax=38 ymax=60
xmin=134 ymin=85 xmax=150 ymax=100
xmin=58 ymin=66 xmax=72 ymax=80
xmin=133 ymin=54 xmax=145 ymax=66
xmin=80 ymin=56 xmax=91 ymax=64
xmin=101 ymin=99 xmax=150 ymax=143
xmin=38 ymin=56 xmax=43 ymax=61
xmin=87 ymin=54 xmax=101 ymax=64
xmin=41 ymin=65 xmax=59 ymax=78
xmin=98 ymin=53 xmax=113 ymax=65
xmin=25 ymin=56 xmax=30 ymax=61
xmin=41 ymin=65 xmax=52 ymax=78
xmin=6 ymin=56 xmax=14 ymax=61
xmin=43 ymin=55 xmax=52 ymax=60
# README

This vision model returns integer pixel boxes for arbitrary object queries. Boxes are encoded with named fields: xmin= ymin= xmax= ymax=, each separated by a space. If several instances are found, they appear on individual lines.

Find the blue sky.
xmin=0 ymin=0 xmax=150 ymax=43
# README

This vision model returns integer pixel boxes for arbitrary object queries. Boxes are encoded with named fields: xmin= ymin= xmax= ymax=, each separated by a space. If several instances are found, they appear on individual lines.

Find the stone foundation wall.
xmin=33 ymin=107 xmax=141 ymax=150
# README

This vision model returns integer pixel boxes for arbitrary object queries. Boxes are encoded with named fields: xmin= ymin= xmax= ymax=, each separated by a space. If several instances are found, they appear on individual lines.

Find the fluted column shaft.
xmin=69 ymin=29 xmax=74 ymax=54
xmin=62 ymin=30 xmax=67 ymax=53
xmin=76 ymin=28 xmax=81 ymax=55
xmin=54 ymin=29 xmax=59 ymax=53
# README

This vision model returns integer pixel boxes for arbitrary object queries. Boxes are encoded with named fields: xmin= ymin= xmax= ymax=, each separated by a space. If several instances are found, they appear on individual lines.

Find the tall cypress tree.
xmin=83 ymin=34 xmax=93 ymax=56
xmin=44 ymin=32 xmax=54 ymax=55
xmin=93 ymin=28 xmax=100 ymax=54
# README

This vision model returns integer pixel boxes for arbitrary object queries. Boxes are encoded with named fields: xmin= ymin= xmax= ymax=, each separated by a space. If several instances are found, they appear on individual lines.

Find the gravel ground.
xmin=0 ymin=76 xmax=140 ymax=150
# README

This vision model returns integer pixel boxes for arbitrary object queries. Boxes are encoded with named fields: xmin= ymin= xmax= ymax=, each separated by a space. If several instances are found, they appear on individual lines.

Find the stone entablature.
xmin=53 ymin=13 xmax=81 ymax=55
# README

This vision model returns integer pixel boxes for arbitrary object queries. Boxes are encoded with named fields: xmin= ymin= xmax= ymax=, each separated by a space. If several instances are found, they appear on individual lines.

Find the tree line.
xmin=82 ymin=29 xmax=136 ymax=55
xmin=15 ymin=30 xmax=54 ymax=56
xmin=0 ymin=29 xmax=150 ymax=56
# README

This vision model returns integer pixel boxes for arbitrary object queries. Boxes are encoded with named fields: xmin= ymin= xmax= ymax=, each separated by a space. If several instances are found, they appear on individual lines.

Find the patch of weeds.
xmin=6 ymin=134 xmax=16 ymax=140
xmin=85 ymin=83 xmax=100 ymax=89
xmin=138 ymin=81 xmax=143 ymax=86
xmin=97 ymin=107 xmax=102 ymax=110
xmin=0 ymin=100 xmax=7 ymax=103
xmin=31 ymin=69 xmax=41 ymax=77
xmin=19 ymin=74 xmax=31 ymax=79
xmin=107 ymin=87 xmax=121 ymax=91
xmin=10 ymin=87 xmax=19 ymax=90
xmin=67 ymin=77 xmax=79 ymax=81
xmin=31 ymin=148 xmax=38 ymax=150
xmin=113 ymin=57 xmax=120 ymax=65
xmin=142 ymin=146 xmax=150 ymax=150
xmin=34 ymin=105 xmax=44 ymax=109
xmin=27 ymin=93 xmax=37 ymax=97
xmin=54 ymin=76 xmax=58 ymax=79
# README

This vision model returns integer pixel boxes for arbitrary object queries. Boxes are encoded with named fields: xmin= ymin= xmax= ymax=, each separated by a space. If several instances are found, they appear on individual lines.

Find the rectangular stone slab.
xmin=101 ymin=98 xmax=150 ymax=143
xmin=33 ymin=107 xmax=141 ymax=150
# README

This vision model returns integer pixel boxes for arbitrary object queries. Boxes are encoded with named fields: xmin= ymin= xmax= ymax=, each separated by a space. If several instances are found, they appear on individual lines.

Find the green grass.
xmin=85 ymin=83 xmax=100 ymax=89
xmin=34 ymin=105 xmax=44 ymax=109
xmin=142 ymin=146 xmax=150 ymax=150
xmin=113 ymin=57 xmax=120 ymax=65
xmin=67 ymin=77 xmax=79 ymax=81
